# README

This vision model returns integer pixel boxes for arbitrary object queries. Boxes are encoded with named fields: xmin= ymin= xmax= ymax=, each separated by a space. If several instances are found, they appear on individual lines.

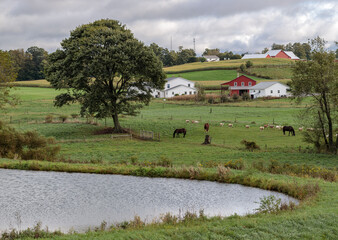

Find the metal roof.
xmin=249 ymin=81 xmax=290 ymax=90
xmin=242 ymin=53 xmax=268 ymax=59
xmin=166 ymin=77 xmax=195 ymax=84
xmin=284 ymin=51 xmax=300 ymax=60
xmin=266 ymin=50 xmax=282 ymax=57
xmin=229 ymin=86 xmax=252 ymax=90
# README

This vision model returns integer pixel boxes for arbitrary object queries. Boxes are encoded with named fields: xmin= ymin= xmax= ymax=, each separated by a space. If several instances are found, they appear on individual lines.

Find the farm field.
xmin=0 ymin=87 xmax=337 ymax=239
xmin=163 ymin=58 xmax=295 ymax=73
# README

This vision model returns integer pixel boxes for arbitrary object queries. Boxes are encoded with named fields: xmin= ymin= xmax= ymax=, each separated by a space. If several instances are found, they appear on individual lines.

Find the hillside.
xmin=163 ymin=58 xmax=295 ymax=73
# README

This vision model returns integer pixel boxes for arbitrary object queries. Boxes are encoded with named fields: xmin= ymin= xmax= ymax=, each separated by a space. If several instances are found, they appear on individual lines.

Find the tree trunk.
xmin=112 ymin=113 xmax=123 ymax=133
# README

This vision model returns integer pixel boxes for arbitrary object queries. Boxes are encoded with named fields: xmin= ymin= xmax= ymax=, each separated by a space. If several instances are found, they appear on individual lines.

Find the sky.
xmin=0 ymin=0 xmax=337 ymax=55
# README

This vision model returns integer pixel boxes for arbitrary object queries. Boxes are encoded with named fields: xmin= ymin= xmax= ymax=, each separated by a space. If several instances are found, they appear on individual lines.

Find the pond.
xmin=0 ymin=169 xmax=298 ymax=232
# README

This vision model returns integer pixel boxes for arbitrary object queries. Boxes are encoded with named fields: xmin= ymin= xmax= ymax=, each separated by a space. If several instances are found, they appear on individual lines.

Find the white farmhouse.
xmin=203 ymin=55 xmax=220 ymax=62
xmin=249 ymin=82 xmax=290 ymax=99
xmin=151 ymin=77 xmax=197 ymax=98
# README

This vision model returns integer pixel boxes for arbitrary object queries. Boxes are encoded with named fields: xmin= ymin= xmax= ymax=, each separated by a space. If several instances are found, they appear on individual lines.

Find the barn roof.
xmin=249 ymin=81 xmax=290 ymax=90
xmin=284 ymin=51 xmax=300 ymax=60
xmin=166 ymin=77 xmax=195 ymax=84
xmin=266 ymin=50 xmax=282 ymax=57
xmin=164 ymin=84 xmax=196 ymax=92
xmin=242 ymin=53 xmax=269 ymax=59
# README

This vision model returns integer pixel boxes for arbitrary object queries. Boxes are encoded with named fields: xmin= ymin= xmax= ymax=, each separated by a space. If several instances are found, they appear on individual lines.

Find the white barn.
xmin=151 ymin=77 xmax=197 ymax=98
xmin=203 ymin=55 xmax=220 ymax=62
xmin=249 ymin=82 xmax=290 ymax=99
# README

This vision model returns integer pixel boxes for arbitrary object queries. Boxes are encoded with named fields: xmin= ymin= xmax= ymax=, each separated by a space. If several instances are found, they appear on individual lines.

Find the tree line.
xmin=4 ymin=46 xmax=48 ymax=81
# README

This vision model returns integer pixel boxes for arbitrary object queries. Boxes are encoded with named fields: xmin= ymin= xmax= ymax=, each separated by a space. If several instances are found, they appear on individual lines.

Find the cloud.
xmin=0 ymin=0 xmax=337 ymax=54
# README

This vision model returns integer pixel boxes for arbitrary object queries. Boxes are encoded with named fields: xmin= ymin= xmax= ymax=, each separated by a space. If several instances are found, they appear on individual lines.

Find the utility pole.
xmin=193 ymin=38 xmax=196 ymax=52
xmin=171 ymin=36 xmax=173 ymax=51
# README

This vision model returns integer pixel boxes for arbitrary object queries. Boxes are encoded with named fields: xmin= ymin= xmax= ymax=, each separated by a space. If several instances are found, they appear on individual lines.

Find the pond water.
xmin=0 ymin=169 xmax=298 ymax=232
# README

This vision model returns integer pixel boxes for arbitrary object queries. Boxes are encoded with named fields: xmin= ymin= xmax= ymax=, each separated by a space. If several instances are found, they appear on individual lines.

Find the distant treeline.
xmin=6 ymin=46 xmax=48 ymax=81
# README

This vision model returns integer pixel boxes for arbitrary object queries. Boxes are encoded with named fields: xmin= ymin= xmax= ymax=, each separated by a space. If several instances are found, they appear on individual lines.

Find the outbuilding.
xmin=249 ymin=81 xmax=290 ymax=99
xmin=151 ymin=77 xmax=197 ymax=98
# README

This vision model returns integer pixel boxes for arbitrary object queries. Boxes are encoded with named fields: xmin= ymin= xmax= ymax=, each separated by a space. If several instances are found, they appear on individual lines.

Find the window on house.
xmin=271 ymin=90 xmax=273 ymax=93
xmin=253 ymin=90 xmax=255 ymax=92
xmin=259 ymin=90 xmax=261 ymax=93
xmin=278 ymin=90 xmax=280 ymax=93
xmin=184 ymin=91 xmax=187 ymax=95
xmin=241 ymin=82 xmax=244 ymax=86
xmin=194 ymin=91 xmax=196 ymax=94
xmin=188 ymin=84 xmax=190 ymax=87
xmin=167 ymin=84 xmax=170 ymax=88
xmin=234 ymin=82 xmax=237 ymax=86
xmin=172 ymin=92 xmax=174 ymax=95
xmin=189 ymin=91 xmax=192 ymax=95
xmin=249 ymin=82 xmax=252 ymax=86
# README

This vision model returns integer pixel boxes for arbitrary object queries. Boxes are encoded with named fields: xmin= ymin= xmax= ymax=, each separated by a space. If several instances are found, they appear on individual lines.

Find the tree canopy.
xmin=0 ymin=50 xmax=17 ymax=110
xmin=45 ymin=19 xmax=166 ymax=132
xmin=292 ymin=37 xmax=337 ymax=153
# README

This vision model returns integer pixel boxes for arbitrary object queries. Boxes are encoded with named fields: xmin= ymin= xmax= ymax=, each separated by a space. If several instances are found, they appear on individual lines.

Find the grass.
xmin=164 ymin=58 xmax=295 ymax=73
xmin=246 ymin=66 xmax=294 ymax=79
xmin=0 ymin=87 xmax=337 ymax=239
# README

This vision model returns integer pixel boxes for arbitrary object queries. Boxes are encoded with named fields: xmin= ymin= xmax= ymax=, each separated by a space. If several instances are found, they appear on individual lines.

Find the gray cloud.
xmin=0 ymin=0 xmax=337 ymax=55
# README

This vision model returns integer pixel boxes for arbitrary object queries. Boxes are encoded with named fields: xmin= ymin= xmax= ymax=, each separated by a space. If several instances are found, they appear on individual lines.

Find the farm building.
xmin=151 ymin=77 xmax=197 ymax=98
xmin=203 ymin=55 xmax=220 ymax=62
xmin=221 ymin=75 xmax=257 ymax=96
xmin=242 ymin=50 xmax=299 ymax=60
xmin=249 ymin=81 xmax=290 ymax=99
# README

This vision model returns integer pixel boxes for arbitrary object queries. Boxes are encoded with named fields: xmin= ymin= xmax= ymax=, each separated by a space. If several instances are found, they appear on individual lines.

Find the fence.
xmin=139 ymin=130 xmax=160 ymax=141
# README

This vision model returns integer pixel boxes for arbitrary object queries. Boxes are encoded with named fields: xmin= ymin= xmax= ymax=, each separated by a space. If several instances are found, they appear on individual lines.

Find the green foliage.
xmin=239 ymin=63 xmax=246 ymax=72
xmin=255 ymin=195 xmax=282 ymax=214
xmin=292 ymin=37 xmax=338 ymax=153
xmin=246 ymin=60 xmax=253 ymax=68
xmin=0 ymin=50 xmax=18 ymax=110
xmin=0 ymin=121 xmax=60 ymax=160
xmin=241 ymin=139 xmax=260 ymax=151
xmin=232 ymin=93 xmax=240 ymax=101
xmin=45 ymin=19 xmax=166 ymax=133
xmin=242 ymin=92 xmax=250 ymax=101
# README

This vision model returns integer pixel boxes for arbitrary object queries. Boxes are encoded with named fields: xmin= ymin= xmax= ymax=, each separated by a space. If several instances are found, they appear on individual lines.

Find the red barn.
xmin=221 ymin=75 xmax=256 ymax=96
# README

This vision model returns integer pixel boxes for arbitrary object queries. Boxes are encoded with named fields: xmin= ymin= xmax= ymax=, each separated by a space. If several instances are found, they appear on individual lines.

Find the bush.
xmin=0 ymin=121 xmax=60 ymax=161
xmin=232 ymin=93 xmax=240 ymax=101
xmin=255 ymin=195 xmax=281 ymax=214
xmin=207 ymin=97 xmax=214 ymax=104
xmin=239 ymin=64 xmax=246 ymax=72
xmin=242 ymin=92 xmax=250 ymax=101
xmin=241 ymin=139 xmax=260 ymax=151
xmin=59 ymin=115 xmax=68 ymax=123
xmin=246 ymin=60 xmax=253 ymax=68
xmin=71 ymin=114 xmax=79 ymax=119
xmin=45 ymin=115 xmax=53 ymax=123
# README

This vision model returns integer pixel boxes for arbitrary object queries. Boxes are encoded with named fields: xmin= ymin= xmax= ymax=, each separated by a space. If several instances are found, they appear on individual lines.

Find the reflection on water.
xmin=0 ymin=169 xmax=298 ymax=232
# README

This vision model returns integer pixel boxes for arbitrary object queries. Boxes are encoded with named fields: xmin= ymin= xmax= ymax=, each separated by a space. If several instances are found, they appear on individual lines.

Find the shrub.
xmin=71 ymin=114 xmax=79 ymax=119
xmin=45 ymin=115 xmax=53 ymax=123
xmin=242 ymin=92 xmax=250 ymax=101
xmin=246 ymin=60 xmax=253 ymax=68
xmin=59 ymin=115 xmax=68 ymax=123
xmin=255 ymin=195 xmax=281 ymax=214
xmin=207 ymin=96 xmax=214 ymax=104
xmin=241 ymin=139 xmax=260 ymax=151
xmin=232 ymin=93 xmax=240 ymax=101
xmin=239 ymin=64 xmax=246 ymax=72
xmin=0 ymin=121 xmax=60 ymax=161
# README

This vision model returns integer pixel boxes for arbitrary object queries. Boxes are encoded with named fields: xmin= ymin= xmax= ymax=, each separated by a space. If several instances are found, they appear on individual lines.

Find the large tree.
xmin=0 ymin=50 xmax=17 ymax=109
xmin=292 ymin=37 xmax=337 ymax=153
xmin=45 ymin=19 xmax=166 ymax=133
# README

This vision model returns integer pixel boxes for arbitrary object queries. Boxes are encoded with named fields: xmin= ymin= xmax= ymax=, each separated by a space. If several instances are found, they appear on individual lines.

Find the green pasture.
xmin=0 ymin=87 xmax=337 ymax=239
xmin=246 ymin=66 xmax=293 ymax=79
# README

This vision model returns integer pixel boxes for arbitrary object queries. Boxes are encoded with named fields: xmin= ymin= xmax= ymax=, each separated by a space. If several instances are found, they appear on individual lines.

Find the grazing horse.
xmin=173 ymin=128 xmax=187 ymax=138
xmin=204 ymin=123 xmax=210 ymax=132
xmin=283 ymin=126 xmax=295 ymax=136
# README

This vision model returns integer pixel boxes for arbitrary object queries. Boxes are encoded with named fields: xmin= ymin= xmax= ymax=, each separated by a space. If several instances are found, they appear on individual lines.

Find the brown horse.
xmin=204 ymin=123 xmax=210 ymax=132
xmin=173 ymin=128 xmax=187 ymax=138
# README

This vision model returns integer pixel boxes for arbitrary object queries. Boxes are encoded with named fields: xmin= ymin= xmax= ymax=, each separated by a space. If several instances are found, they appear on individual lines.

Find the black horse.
xmin=283 ymin=126 xmax=295 ymax=136
xmin=173 ymin=128 xmax=187 ymax=138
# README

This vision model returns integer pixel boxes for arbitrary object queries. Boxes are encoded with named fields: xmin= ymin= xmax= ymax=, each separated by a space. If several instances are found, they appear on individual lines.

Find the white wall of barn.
xmin=164 ymin=85 xmax=196 ymax=98
xmin=165 ymin=79 xmax=195 ymax=90
xmin=250 ymin=83 xmax=289 ymax=98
